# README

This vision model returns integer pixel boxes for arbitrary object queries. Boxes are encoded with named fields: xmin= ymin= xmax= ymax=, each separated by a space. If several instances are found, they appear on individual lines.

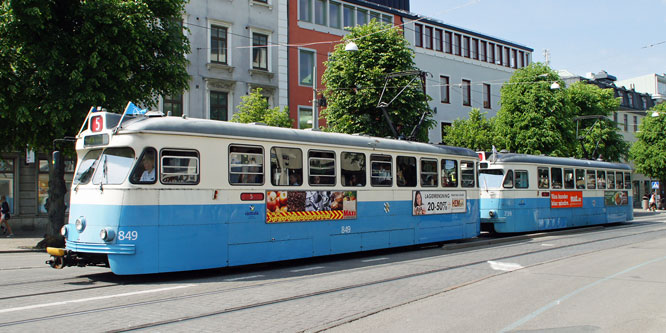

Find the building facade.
xmin=615 ymin=73 xmax=666 ymax=105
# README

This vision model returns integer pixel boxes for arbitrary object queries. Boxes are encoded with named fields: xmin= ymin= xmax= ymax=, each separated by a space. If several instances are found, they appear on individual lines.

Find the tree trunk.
xmin=38 ymin=151 xmax=66 ymax=248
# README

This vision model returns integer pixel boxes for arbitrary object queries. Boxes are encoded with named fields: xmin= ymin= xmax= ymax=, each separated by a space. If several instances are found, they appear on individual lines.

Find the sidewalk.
xmin=1 ymin=209 xmax=664 ymax=254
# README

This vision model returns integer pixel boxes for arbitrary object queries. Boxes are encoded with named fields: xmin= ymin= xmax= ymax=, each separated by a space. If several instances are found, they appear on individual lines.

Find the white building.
xmin=615 ymin=73 xmax=666 ymax=105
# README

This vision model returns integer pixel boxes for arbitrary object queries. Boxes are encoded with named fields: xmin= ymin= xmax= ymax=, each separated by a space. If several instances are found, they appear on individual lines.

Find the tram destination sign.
xmin=265 ymin=190 xmax=357 ymax=223
xmin=412 ymin=190 xmax=466 ymax=215
xmin=550 ymin=191 xmax=583 ymax=208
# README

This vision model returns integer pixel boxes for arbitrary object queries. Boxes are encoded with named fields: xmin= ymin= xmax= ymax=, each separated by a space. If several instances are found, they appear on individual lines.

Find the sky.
xmin=409 ymin=0 xmax=666 ymax=80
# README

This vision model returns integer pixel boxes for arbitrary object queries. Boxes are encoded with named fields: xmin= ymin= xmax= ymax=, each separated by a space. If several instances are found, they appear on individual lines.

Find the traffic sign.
xmin=652 ymin=181 xmax=660 ymax=189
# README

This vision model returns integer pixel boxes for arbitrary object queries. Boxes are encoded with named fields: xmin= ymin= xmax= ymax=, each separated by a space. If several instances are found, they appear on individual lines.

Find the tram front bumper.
xmin=46 ymin=241 xmax=134 ymax=269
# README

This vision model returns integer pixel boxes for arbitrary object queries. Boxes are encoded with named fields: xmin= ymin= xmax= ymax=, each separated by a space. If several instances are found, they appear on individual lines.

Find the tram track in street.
xmin=1 ymin=221 xmax=664 ymax=330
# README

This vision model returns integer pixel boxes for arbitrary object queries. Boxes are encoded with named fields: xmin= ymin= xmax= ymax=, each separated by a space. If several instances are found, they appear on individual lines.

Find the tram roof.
xmin=119 ymin=116 xmax=478 ymax=158
xmin=488 ymin=153 xmax=632 ymax=170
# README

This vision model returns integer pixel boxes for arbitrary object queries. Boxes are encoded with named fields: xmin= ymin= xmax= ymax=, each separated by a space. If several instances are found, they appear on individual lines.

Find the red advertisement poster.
xmin=550 ymin=191 xmax=583 ymax=208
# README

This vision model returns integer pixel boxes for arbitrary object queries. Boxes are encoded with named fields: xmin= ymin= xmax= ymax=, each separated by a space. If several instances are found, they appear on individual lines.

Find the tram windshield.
xmin=73 ymin=149 xmax=103 ymax=185
xmin=479 ymin=169 xmax=504 ymax=190
xmin=91 ymin=148 xmax=135 ymax=185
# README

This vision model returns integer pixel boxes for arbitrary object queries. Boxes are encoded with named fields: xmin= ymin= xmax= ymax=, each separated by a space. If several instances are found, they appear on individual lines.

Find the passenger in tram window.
xmin=140 ymin=155 xmax=156 ymax=182
xmin=312 ymin=175 xmax=321 ymax=185
xmin=289 ymin=172 xmax=300 ymax=186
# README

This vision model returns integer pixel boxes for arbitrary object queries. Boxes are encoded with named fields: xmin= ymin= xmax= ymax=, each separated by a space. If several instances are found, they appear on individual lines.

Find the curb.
xmin=0 ymin=248 xmax=45 ymax=254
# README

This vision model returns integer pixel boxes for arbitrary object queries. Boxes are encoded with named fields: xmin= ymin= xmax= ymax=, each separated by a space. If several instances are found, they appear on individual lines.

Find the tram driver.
xmin=140 ymin=155 xmax=156 ymax=182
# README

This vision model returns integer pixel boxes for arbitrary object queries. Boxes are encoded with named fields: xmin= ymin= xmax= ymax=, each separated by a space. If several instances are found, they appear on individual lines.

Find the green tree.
xmin=567 ymin=82 xmax=628 ymax=161
xmin=442 ymin=108 xmax=494 ymax=151
xmin=494 ymin=63 xmax=574 ymax=156
xmin=232 ymin=88 xmax=292 ymax=128
xmin=630 ymin=103 xmax=666 ymax=183
xmin=322 ymin=20 xmax=434 ymax=142
xmin=0 ymin=0 xmax=190 ymax=244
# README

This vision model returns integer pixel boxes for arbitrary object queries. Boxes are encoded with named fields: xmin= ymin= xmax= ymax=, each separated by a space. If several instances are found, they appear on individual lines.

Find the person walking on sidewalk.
xmin=0 ymin=195 xmax=13 ymax=237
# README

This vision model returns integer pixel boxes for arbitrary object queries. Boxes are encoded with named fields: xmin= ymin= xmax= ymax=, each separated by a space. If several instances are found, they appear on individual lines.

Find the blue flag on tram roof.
xmin=124 ymin=101 xmax=147 ymax=115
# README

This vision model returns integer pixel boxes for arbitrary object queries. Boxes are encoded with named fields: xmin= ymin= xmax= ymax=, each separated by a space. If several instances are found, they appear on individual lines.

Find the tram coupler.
xmin=46 ymin=247 xmax=110 ymax=269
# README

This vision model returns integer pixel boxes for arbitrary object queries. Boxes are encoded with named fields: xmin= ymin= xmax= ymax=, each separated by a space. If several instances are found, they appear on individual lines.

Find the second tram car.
xmin=47 ymin=107 xmax=480 ymax=274
xmin=479 ymin=153 xmax=633 ymax=233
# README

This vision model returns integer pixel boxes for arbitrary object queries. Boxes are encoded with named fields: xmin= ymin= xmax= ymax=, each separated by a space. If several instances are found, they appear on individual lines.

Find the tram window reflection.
xmin=441 ymin=159 xmax=458 ymax=187
xmin=420 ymin=159 xmax=437 ymax=187
xmin=341 ymin=152 xmax=366 ymax=187
xmin=551 ymin=167 xmax=562 ymax=189
xmin=270 ymin=147 xmax=303 ymax=186
xmin=308 ymin=150 xmax=335 ymax=186
xmin=515 ymin=170 xmax=528 ymax=189
xmin=396 ymin=156 xmax=416 ymax=187
xmin=564 ymin=168 xmax=574 ymax=189
xmin=586 ymin=170 xmax=596 ymax=189
xmin=537 ymin=167 xmax=549 ymax=189
xmin=370 ymin=154 xmax=392 ymax=186
xmin=597 ymin=170 xmax=606 ymax=189
xmin=460 ymin=160 xmax=475 ymax=188
xmin=229 ymin=145 xmax=264 ymax=185
xmin=607 ymin=171 xmax=615 ymax=189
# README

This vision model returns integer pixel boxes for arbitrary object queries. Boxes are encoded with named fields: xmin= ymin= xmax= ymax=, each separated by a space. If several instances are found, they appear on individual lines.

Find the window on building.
xmin=483 ymin=83 xmax=491 ymax=109
xmin=299 ymin=0 xmax=312 ymax=22
xmin=163 ymin=94 xmax=183 ymax=117
xmin=623 ymin=114 xmax=628 ymax=131
xmin=211 ymin=25 xmax=228 ymax=64
xmin=356 ymin=8 xmax=367 ymax=25
xmin=480 ymin=41 xmax=487 ymax=61
xmin=454 ymin=33 xmax=462 ymax=56
xmin=617 ymin=91 xmax=624 ymax=105
xmin=496 ymin=45 xmax=502 ymax=65
xmin=634 ymin=115 xmax=638 ymax=132
xmin=341 ymin=152 xmax=366 ymax=187
xmin=298 ymin=106 xmax=313 ymax=129
xmin=488 ymin=42 xmax=495 ymax=64
xmin=414 ymin=23 xmax=423 ymax=48
xmin=210 ymin=91 xmax=228 ymax=121
xmin=314 ymin=0 xmax=326 ymax=25
xmin=270 ymin=147 xmax=303 ymax=186
xmin=627 ymin=92 xmax=634 ymax=107
xmin=505 ymin=47 xmax=511 ymax=67
xmin=463 ymin=36 xmax=470 ymax=58
xmin=343 ymin=5 xmax=354 ymax=27
xmin=519 ymin=51 xmax=525 ymax=68
xmin=329 ymin=1 xmax=341 ymax=28
xmin=445 ymin=31 xmax=452 ymax=54
xmin=38 ymin=159 xmax=74 ymax=214
xmin=370 ymin=11 xmax=380 ymax=22
xmin=440 ymin=75 xmax=449 ymax=103
xmin=381 ymin=14 xmax=392 ymax=25
xmin=462 ymin=79 xmax=471 ymax=106
xmin=424 ymin=26 xmax=433 ymax=49
xmin=434 ymin=29 xmax=443 ymax=51
xmin=299 ymin=49 xmax=315 ymax=86
xmin=252 ymin=32 xmax=268 ymax=70
xmin=229 ymin=145 xmax=264 ymax=185
xmin=512 ymin=49 xmax=518 ymax=68
xmin=613 ymin=112 xmax=618 ymax=128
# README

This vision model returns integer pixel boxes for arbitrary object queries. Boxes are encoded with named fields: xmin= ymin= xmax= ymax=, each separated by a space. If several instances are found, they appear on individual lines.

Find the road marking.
xmin=224 ymin=275 xmax=264 ymax=281
xmin=290 ymin=266 xmax=325 ymax=273
xmin=362 ymin=257 xmax=390 ymax=263
xmin=487 ymin=261 xmax=524 ymax=272
xmin=500 ymin=254 xmax=666 ymax=332
xmin=0 ymin=284 xmax=194 ymax=314
xmin=541 ymin=243 xmax=555 ymax=247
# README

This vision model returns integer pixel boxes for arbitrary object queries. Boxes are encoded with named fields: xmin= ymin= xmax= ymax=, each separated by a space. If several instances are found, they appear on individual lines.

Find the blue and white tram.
xmin=47 ymin=108 xmax=480 ymax=274
xmin=479 ymin=153 xmax=633 ymax=233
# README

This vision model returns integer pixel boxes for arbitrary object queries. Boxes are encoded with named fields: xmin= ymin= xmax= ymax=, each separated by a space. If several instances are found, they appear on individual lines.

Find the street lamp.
xmin=344 ymin=41 xmax=358 ymax=52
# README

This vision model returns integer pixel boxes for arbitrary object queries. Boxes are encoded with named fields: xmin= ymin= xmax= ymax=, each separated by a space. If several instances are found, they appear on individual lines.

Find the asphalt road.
xmin=1 ymin=214 xmax=665 ymax=332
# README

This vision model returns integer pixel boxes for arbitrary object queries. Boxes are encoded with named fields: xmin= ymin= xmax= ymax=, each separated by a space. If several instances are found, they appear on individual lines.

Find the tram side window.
xmin=370 ymin=154 xmax=392 ymax=186
xmin=586 ymin=170 xmax=596 ymax=189
xmin=461 ymin=160 xmax=475 ymax=187
xmin=564 ymin=168 xmax=574 ymax=189
xmin=309 ymin=150 xmax=335 ymax=186
xmin=441 ymin=159 xmax=458 ymax=187
xmin=229 ymin=145 xmax=264 ymax=185
xmin=396 ymin=156 xmax=417 ymax=187
xmin=420 ymin=159 xmax=438 ymax=187
xmin=597 ymin=170 xmax=606 ymax=189
xmin=503 ymin=170 xmax=514 ymax=188
xmin=616 ymin=171 xmax=624 ymax=189
xmin=551 ymin=167 xmax=562 ymax=189
xmin=624 ymin=173 xmax=631 ymax=189
xmin=538 ymin=167 xmax=549 ymax=189
xmin=515 ymin=170 xmax=529 ymax=189
xmin=160 ymin=149 xmax=200 ymax=185
xmin=270 ymin=147 xmax=303 ymax=186
xmin=607 ymin=171 xmax=615 ymax=189
xmin=73 ymin=149 xmax=103 ymax=185
xmin=341 ymin=152 xmax=366 ymax=187
xmin=575 ymin=169 xmax=585 ymax=189
xmin=130 ymin=148 xmax=158 ymax=184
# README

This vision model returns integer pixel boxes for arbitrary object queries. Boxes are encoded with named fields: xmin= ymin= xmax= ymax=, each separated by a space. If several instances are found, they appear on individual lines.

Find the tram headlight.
xmin=99 ymin=228 xmax=115 ymax=242
xmin=75 ymin=217 xmax=86 ymax=232
xmin=60 ymin=225 xmax=68 ymax=238
xmin=488 ymin=210 xmax=496 ymax=218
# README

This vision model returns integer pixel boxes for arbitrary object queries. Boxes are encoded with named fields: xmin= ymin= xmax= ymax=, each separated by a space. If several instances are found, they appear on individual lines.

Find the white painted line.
xmin=290 ymin=266 xmax=325 ymax=273
xmin=362 ymin=257 xmax=390 ymax=263
xmin=487 ymin=261 xmax=524 ymax=272
xmin=0 ymin=284 xmax=194 ymax=314
xmin=541 ymin=243 xmax=555 ymax=247
xmin=224 ymin=275 xmax=264 ymax=282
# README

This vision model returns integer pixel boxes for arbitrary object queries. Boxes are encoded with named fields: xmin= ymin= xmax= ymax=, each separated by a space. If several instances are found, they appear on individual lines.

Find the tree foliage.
xmin=567 ymin=82 xmax=628 ymax=161
xmin=442 ymin=108 xmax=494 ymax=151
xmin=494 ymin=63 xmax=573 ymax=156
xmin=0 ymin=0 xmax=190 ymax=152
xmin=630 ymin=103 xmax=666 ymax=181
xmin=232 ymin=88 xmax=292 ymax=128
xmin=322 ymin=20 xmax=434 ymax=142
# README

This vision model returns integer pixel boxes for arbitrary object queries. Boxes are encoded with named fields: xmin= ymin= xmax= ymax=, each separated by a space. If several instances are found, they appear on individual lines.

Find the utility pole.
xmin=543 ymin=49 xmax=551 ymax=66
xmin=312 ymin=65 xmax=318 ymax=130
